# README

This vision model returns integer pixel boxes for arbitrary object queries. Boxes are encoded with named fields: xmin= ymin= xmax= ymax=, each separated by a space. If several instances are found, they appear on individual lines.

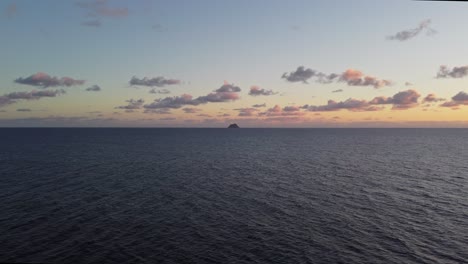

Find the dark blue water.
xmin=0 ymin=128 xmax=467 ymax=263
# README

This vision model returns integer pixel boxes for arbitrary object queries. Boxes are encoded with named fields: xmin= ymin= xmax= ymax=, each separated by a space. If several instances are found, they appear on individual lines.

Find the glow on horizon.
xmin=1 ymin=0 xmax=468 ymax=127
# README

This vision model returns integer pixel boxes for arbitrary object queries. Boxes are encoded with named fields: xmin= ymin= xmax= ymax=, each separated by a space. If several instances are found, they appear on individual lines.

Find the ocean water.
xmin=0 ymin=128 xmax=467 ymax=264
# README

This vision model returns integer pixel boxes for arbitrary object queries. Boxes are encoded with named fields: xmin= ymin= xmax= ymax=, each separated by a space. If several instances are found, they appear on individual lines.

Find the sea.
xmin=0 ymin=128 xmax=467 ymax=264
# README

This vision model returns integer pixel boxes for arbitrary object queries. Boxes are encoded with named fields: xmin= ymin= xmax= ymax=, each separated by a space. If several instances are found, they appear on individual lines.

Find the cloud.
xmin=5 ymin=2 xmax=16 ymax=18
xmin=248 ymin=86 xmax=277 ymax=96
xmin=252 ymin=103 xmax=266 ymax=108
xmin=282 ymin=66 xmax=317 ymax=83
xmin=302 ymin=99 xmax=379 ymax=112
xmin=332 ymin=89 xmax=343 ymax=93
xmin=282 ymin=67 xmax=392 ymax=88
xmin=440 ymin=91 xmax=468 ymax=109
xmin=144 ymin=83 xmax=241 ymax=110
xmin=116 ymin=99 xmax=144 ymax=110
xmin=302 ymin=90 xmax=421 ymax=112
xmin=152 ymin=24 xmax=166 ymax=32
xmin=144 ymin=108 xmax=172 ymax=114
xmin=15 ymin=72 xmax=85 ymax=88
xmin=16 ymin=108 xmax=31 ymax=112
xmin=0 ymin=89 xmax=65 ymax=108
xmin=76 ymin=0 xmax=128 ymax=18
xmin=81 ymin=19 xmax=101 ymax=27
xmin=436 ymin=65 xmax=468 ymax=79
xmin=0 ymin=115 xmax=121 ymax=127
xmin=86 ymin=85 xmax=101 ymax=91
xmin=423 ymin=93 xmax=445 ymax=103
xmin=130 ymin=76 xmax=181 ymax=87
xmin=144 ymin=94 xmax=197 ymax=109
xmin=182 ymin=107 xmax=201 ymax=114
xmin=234 ymin=108 xmax=259 ymax=117
xmin=369 ymin=89 xmax=421 ymax=110
xmin=0 ymin=97 xmax=14 ymax=108
xmin=405 ymin=82 xmax=413 ymax=86
xmin=4 ymin=89 xmax=65 ymax=100
xmin=339 ymin=69 xmax=392 ymax=89
xmin=387 ymin=19 xmax=436 ymax=41
xmin=149 ymin=89 xmax=171 ymax=94
xmin=260 ymin=105 xmax=304 ymax=116
xmin=283 ymin=106 xmax=301 ymax=112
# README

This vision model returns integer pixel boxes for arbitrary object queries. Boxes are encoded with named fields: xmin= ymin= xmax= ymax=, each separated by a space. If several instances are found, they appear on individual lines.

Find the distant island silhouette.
xmin=228 ymin=123 xmax=240 ymax=128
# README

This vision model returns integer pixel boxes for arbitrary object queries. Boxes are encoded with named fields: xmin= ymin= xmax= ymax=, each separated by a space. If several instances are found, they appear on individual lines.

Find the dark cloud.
xmin=436 ymin=65 xmax=468 ymax=79
xmin=332 ymin=89 xmax=343 ymax=93
xmin=282 ymin=66 xmax=317 ymax=83
xmin=16 ymin=108 xmax=31 ymax=112
xmin=182 ymin=107 xmax=201 ymax=114
xmin=86 ymin=85 xmax=101 ymax=91
xmin=130 ymin=76 xmax=180 ymax=87
xmin=405 ymin=82 xmax=413 ymax=86
xmin=149 ymin=89 xmax=171 ymax=94
xmin=387 ymin=19 xmax=436 ymax=41
xmin=213 ymin=83 xmax=241 ymax=93
xmin=282 ymin=67 xmax=392 ymax=88
xmin=249 ymin=86 xmax=277 ymax=96
xmin=115 ymin=99 xmax=144 ymax=110
xmin=423 ymin=93 xmax=445 ymax=103
xmin=15 ymin=72 xmax=85 ymax=88
xmin=159 ymin=117 xmax=176 ymax=121
xmin=283 ymin=106 xmax=301 ymax=112
xmin=440 ymin=91 xmax=468 ymax=108
xmin=252 ymin=103 xmax=266 ymax=108
xmin=81 ymin=19 xmax=101 ymax=27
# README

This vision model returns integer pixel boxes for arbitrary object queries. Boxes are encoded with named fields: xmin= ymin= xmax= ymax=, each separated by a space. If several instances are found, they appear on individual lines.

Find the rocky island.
xmin=227 ymin=123 xmax=240 ymax=128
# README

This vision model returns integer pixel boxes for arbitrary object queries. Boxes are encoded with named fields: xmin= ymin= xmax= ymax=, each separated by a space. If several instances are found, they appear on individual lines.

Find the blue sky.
xmin=1 ymin=0 xmax=468 ymax=127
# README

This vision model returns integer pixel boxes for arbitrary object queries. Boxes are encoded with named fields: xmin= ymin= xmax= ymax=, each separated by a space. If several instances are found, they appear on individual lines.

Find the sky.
xmin=1 ymin=0 xmax=468 ymax=127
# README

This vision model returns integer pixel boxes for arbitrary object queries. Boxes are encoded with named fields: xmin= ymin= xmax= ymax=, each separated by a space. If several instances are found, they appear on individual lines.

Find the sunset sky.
xmin=1 ymin=0 xmax=468 ymax=127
